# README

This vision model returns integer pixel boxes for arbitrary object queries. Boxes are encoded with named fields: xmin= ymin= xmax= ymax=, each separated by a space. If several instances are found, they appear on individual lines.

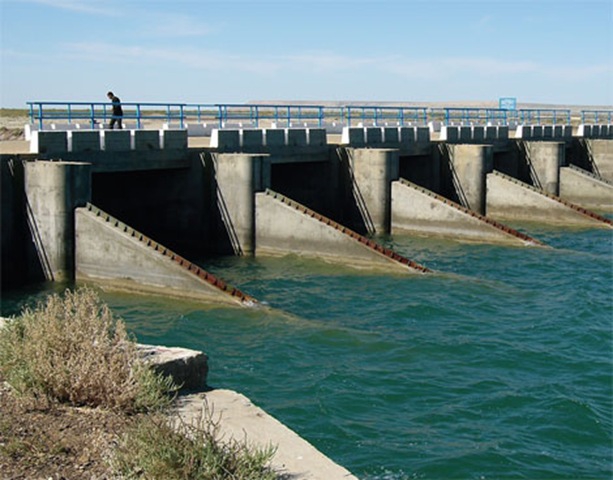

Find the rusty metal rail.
xmin=84 ymin=203 xmax=257 ymax=305
xmin=263 ymin=189 xmax=431 ymax=273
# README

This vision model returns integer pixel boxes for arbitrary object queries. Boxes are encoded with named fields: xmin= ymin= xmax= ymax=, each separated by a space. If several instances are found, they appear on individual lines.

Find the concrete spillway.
xmin=75 ymin=203 xmax=257 ymax=306
xmin=256 ymin=189 xmax=430 ymax=273
xmin=391 ymin=178 xmax=544 ymax=246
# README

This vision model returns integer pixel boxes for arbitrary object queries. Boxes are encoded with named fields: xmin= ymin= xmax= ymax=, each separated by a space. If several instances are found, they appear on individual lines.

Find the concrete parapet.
xmin=365 ymin=127 xmax=383 ymax=145
xmin=472 ymin=126 xmax=485 ymax=142
xmin=485 ymin=126 xmax=497 ymax=141
xmin=255 ymin=189 xmax=429 ymax=273
xmin=286 ymin=128 xmax=307 ymax=147
xmin=264 ymin=128 xmax=285 ymax=147
xmin=75 ymin=204 xmax=255 ymax=305
xmin=30 ymin=131 xmax=68 ymax=154
xmin=391 ymin=178 xmax=542 ymax=246
xmin=341 ymin=127 xmax=366 ymax=146
xmin=210 ymin=129 xmax=240 ymax=151
xmin=559 ymin=165 xmax=613 ymax=211
xmin=532 ymin=125 xmax=543 ymax=139
xmin=497 ymin=125 xmax=509 ymax=139
xmin=101 ymin=130 xmax=131 ymax=151
xmin=307 ymin=128 xmax=327 ymax=146
xmin=383 ymin=127 xmax=399 ymax=143
xmin=459 ymin=126 xmax=472 ymax=142
xmin=486 ymin=171 xmax=612 ymax=227
xmin=416 ymin=126 xmax=430 ymax=143
xmin=241 ymin=129 xmax=264 ymax=149
xmin=399 ymin=127 xmax=416 ymax=145
xmin=160 ymin=129 xmax=188 ymax=149
xmin=68 ymin=131 xmax=101 ymax=152
xmin=440 ymin=126 xmax=459 ymax=142
xmin=133 ymin=130 xmax=161 ymax=150
xmin=24 ymin=161 xmax=92 ymax=281
xmin=577 ymin=124 xmax=613 ymax=139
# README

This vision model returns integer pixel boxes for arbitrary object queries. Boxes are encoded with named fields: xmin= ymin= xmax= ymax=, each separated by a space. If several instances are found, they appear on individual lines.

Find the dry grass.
xmin=0 ymin=287 xmax=175 ymax=413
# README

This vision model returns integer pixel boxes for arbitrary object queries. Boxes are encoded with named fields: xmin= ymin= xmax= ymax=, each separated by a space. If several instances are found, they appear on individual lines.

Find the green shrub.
xmin=110 ymin=402 xmax=278 ymax=480
xmin=0 ymin=287 xmax=175 ymax=413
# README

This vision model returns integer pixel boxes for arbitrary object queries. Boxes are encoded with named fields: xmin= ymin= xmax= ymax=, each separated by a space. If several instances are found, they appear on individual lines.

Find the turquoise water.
xmin=2 ymin=225 xmax=612 ymax=479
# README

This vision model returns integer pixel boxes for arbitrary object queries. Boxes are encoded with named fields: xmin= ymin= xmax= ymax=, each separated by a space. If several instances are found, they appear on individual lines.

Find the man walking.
xmin=107 ymin=91 xmax=123 ymax=129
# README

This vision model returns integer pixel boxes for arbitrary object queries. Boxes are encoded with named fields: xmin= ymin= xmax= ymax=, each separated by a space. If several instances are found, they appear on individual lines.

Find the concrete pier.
xmin=212 ymin=153 xmax=270 ymax=255
xmin=587 ymin=139 xmax=613 ymax=182
xmin=447 ymin=144 xmax=493 ymax=214
xmin=559 ymin=165 xmax=613 ymax=211
xmin=523 ymin=141 xmax=564 ymax=195
xmin=24 ymin=161 xmax=91 ymax=281
xmin=348 ymin=148 xmax=399 ymax=234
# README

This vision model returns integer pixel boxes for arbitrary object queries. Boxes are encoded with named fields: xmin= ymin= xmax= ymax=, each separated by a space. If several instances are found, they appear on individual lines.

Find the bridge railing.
xmin=581 ymin=110 xmax=613 ymax=124
xmin=25 ymin=101 xmax=580 ymax=131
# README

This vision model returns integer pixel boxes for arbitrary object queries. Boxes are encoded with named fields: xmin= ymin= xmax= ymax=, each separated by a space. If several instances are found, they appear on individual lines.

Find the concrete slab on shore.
xmin=176 ymin=390 xmax=358 ymax=480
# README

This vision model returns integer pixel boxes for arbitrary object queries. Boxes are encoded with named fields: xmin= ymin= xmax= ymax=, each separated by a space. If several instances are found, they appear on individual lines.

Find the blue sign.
xmin=499 ymin=97 xmax=517 ymax=110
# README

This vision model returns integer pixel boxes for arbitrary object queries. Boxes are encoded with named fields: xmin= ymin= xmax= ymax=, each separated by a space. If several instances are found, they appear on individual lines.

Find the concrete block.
xmin=101 ymin=130 xmax=131 ymax=151
xmin=307 ymin=128 xmax=327 ymax=146
xmin=415 ymin=127 xmax=430 ymax=143
xmin=459 ymin=126 xmax=472 ymax=142
xmin=472 ymin=126 xmax=485 ymax=142
xmin=241 ymin=129 xmax=264 ymax=149
xmin=577 ymin=124 xmax=591 ymax=137
xmin=440 ymin=126 xmax=459 ymax=142
xmin=399 ymin=127 xmax=415 ymax=145
xmin=210 ymin=129 xmax=240 ymax=151
xmin=383 ymin=127 xmax=399 ymax=144
xmin=139 ymin=344 xmax=208 ymax=390
xmin=160 ymin=129 xmax=188 ymax=149
xmin=532 ymin=126 xmax=543 ymax=138
xmin=563 ymin=125 xmax=573 ymax=139
xmin=591 ymin=125 xmax=601 ymax=137
xmin=542 ymin=125 xmax=553 ymax=139
xmin=553 ymin=125 xmax=564 ymax=138
xmin=68 ymin=130 xmax=101 ymax=152
xmin=30 ymin=130 xmax=68 ymax=154
xmin=365 ymin=127 xmax=383 ymax=144
xmin=497 ymin=126 xmax=509 ymax=139
xmin=264 ymin=128 xmax=286 ymax=147
xmin=286 ymin=128 xmax=308 ymax=147
xmin=485 ymin=126 xmax=497 ymax=141
xmin=133 ymin=130 xmax=161 ymax=150
xmin=341 ymin=127 xmax=365 ymax=146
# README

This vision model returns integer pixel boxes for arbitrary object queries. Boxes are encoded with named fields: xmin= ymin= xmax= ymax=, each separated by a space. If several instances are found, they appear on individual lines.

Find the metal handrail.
xmin=25 ymin=101 xmax=585 ymax=131
xmin=581 ymin=110 xmax=613 ymax=124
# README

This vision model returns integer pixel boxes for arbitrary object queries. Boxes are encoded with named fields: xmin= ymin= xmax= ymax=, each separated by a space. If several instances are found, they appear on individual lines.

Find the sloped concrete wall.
xmin=75 ymin=207 xmax=248 ymax=305
xmin=559 ymin=166 xmax=613 ymax=211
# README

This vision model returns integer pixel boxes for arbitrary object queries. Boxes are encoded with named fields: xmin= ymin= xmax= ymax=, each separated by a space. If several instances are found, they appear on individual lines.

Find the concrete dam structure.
xmin=2 ymin=118 xmax=612 ymax=303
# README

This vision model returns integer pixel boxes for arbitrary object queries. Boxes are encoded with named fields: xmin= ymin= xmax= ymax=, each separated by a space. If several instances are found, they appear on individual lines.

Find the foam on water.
xmin=2 ymin=225 xmax=611 ymax=479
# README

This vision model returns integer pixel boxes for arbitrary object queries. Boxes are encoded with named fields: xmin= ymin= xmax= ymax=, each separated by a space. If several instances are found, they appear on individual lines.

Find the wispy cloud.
xmin=21 ymin=0 xmax=118 ymax=16
xmin=141 ymin=13 xmax=219 ymax=38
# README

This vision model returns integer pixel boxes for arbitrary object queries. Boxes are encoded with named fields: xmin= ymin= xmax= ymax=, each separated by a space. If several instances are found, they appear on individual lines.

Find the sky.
xmin=0 ymin=0 xmax=611 ymax=108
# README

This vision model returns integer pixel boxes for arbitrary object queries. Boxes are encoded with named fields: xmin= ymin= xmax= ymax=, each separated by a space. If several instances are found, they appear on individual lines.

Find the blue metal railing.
xmin=26 ymin=101 xmax=592 ymax=131
xmin=581 ymin=110 xmax=613 ymax=124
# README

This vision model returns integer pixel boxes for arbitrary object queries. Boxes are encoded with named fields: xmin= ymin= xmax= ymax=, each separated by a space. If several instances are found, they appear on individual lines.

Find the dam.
xmin=1 ymin=102 xmax=612 ymax=302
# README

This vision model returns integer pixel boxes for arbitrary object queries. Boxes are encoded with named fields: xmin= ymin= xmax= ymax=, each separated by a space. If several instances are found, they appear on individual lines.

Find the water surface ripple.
xmin=2 ymin=226 xmax=611 ymax=479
